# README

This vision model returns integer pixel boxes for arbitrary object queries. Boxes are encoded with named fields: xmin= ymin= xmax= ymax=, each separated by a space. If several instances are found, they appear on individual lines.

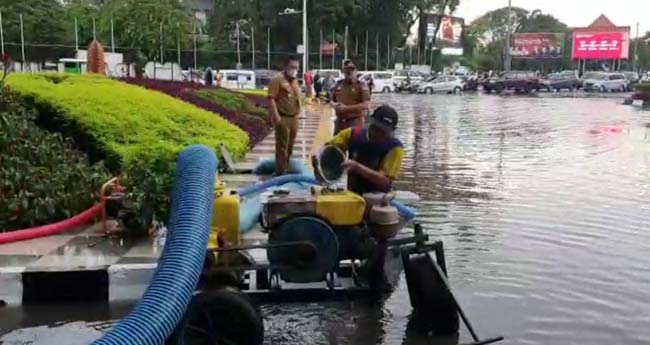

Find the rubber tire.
xmin=426 ymin=87 xmax=434 ymax=94
xmin=382 ymin=86 xmax=391 ymax=93
xmin=404 ymin=254 xmax=459 ymax=335
xmin=494 ymin=84 xmax=504 ymax=94
xmin=453 ymin=87 xmax=462 ymax=94
xmin=168 ymin=287 xmax=264 ymax=345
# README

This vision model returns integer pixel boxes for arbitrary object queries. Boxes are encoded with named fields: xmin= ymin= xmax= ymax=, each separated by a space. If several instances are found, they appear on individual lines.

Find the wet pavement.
xmin=2 ymin=93 xmax=650 ymax=344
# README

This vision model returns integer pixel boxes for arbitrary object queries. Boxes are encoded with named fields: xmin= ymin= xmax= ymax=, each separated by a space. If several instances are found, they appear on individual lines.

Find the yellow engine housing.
xmin=314 ymin=188 xmax=366 ymax=226
xmin=209 ymin=181 xmax=241 ymax=253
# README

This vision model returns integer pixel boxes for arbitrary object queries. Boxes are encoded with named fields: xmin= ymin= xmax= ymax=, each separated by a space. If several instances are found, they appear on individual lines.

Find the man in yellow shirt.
xmin=314 ymin=105 xmax=404 ymax=195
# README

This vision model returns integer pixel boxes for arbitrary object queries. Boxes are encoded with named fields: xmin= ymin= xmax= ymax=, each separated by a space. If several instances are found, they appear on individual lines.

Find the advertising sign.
xmin=512 ymin=33 xmax=565 ymax=59
xmin=572 ymin=32 xmax=629 ymax=60
xmin=425 ymin=15 xmax=464 ymax=56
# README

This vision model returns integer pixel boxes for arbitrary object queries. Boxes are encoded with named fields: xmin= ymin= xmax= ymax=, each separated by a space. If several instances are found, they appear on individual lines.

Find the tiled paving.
xmin=0 ymin=104 xmax=333 ymax=305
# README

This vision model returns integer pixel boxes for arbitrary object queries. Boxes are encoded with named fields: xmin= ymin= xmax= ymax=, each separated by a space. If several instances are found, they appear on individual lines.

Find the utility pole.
xmin=505 ymin=0 xmax=512 ymax=71
xmin=74 ymin=16 xmax=78 ymax=52
xmin=159 ymin=21 xmax=164 ymax=64
xmin=344 ymin=26 xmax=349 ymax=60
xmin=303 ymin=0 xmax=308 ymax=72
xmin=364 ymin=30 xmax=368 ymax=70
xmin=19 ymin=14 xmax=25 ymax=63
xmin=332 ymin=28 xmax=335 ymax=69
xmin=387 ymin=35 xmax=390 ymax=70
xmin=267 ymin=27 xmax=270 ymax=70
xmin=319 ymin=29 xmax=323 ymax=70
xmin=193 ymin=21 xmax=197 ymax=70
xmin=0 ymin=12 xmax=5 ymax=56
xmin=251 ymin=26 xmax=255 ymax=69
xmin=111 ymin=19 xmax=115 ymax=52
xmin=236 ymin=21 xmax=241 ymax=68
xmin=376 ymin=34 xmax=379 ymax=70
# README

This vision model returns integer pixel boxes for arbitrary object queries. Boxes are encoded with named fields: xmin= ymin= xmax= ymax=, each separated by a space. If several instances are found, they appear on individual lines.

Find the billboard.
xmin=425 ymin=15 xmax=464 ymax=56
xmin=572 ymin=32 xmax=629 ymax=60
xmin=512 ymin=33 xmax=565 ymax=59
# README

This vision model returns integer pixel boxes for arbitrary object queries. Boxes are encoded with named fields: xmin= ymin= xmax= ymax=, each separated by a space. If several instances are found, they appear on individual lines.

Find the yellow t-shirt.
xmin=327 ymin=128 xmax=404 ymax=180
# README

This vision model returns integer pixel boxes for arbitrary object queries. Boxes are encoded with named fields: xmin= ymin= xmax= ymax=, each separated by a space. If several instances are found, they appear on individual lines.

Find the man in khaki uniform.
xmin=331 ymin=60 xmax=371 ymax=134
xmin=268 ymin=55 xmax=302 ymax=175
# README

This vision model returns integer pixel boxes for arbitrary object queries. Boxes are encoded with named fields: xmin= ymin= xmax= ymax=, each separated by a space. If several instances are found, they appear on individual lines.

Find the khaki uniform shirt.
xmin=268 ymin=74 xmax=301 ymax=117
xmin=332 ymin=79 xmax=371 ymax=119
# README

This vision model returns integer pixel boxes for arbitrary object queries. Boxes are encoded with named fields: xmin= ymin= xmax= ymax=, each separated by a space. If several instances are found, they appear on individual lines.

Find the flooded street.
xmin=3 ymin=93 xmax=650 ymax=345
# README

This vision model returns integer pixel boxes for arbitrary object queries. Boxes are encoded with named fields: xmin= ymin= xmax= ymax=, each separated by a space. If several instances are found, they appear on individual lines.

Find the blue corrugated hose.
xmin=93 ymin=145 xmax=218 ymax=345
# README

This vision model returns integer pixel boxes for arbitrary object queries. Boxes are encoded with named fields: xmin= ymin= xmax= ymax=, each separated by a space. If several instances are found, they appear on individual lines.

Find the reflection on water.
xmin=2 ymin=94 xmax=650 ymax=345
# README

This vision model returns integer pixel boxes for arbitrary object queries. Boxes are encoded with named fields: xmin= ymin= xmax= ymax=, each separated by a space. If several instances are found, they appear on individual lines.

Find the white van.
xmin=220 ymin=70 xmax=257 ymax=89
xmin=359 ymin=71 xmax=396 ymax=93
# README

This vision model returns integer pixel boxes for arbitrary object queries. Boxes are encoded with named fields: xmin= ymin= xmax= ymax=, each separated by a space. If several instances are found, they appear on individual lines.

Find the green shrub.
xmin=0 ymin=89 xmax=109 ymax=231
xmin=238 ymin=88 xmax=268 ymax=97
xmin=195 ymin=88 xmax=268 ymax=119
xmin=6 ymin=73 xmax=250 ymax=229
xmin=7 ymin=74 xmax=249 ymax=170
xmin=635 ymin=82 xmax=650 ymax=93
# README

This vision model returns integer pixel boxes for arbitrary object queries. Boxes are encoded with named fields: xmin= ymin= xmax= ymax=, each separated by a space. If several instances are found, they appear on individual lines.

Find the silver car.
xmin=417 ymin=76 xmax=465 ymax=94
xmin=582 ymin=73 xmax=629 ymax=92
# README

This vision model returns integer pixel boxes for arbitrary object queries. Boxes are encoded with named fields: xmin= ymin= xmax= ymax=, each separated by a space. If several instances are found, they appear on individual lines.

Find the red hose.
xmin=0 ymin=204 xmax=101 ymax=245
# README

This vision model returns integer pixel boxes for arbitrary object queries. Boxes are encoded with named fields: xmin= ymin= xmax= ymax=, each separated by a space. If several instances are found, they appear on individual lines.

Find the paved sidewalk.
xmin=0 ymin=104 xmax=332 ymax=306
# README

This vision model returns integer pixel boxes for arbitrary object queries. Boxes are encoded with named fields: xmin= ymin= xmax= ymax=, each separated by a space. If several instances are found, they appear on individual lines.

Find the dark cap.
xmin=369 ymin=105 xmax=398 ymax=133
xmin=343 ymin=59 xmax=356 ymax=70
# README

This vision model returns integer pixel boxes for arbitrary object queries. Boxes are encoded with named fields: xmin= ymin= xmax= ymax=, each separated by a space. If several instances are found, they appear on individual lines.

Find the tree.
xmin=101 ymin=0 xmax=193 ymax=62
xmin=0 ymin=0 xmax=70 ymax=61
xmin=62 ymin=0 xmax=102 ymax=48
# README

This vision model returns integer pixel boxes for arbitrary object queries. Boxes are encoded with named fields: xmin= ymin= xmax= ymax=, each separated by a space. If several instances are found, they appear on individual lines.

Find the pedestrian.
xmin=314 ymin=71 xmax=323 ymax=101
xmin=204 ymin=67 xmax=214 ymax=87
xmin=215 ymin=69 xmax=223 ymax=88
xmin=323 ymin=74 xmax=335 ymax=102
xmin=331 ymin=60 xmax=371 ymax=134
xmin=268 ymin=55 xmax=302 ymax=176
xmin=367 ymin=74 xmax=375 ymax=96
xmin=304 ymin=69 xmax=314 ymax=99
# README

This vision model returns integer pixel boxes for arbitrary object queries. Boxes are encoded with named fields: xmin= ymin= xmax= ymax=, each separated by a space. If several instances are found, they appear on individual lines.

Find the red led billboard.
xmin=572 ymin=32 xmax=629 ymax=60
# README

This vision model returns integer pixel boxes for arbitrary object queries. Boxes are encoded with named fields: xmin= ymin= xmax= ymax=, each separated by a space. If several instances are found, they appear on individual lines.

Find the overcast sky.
xmin=455 ymin=0 xmax=646 ymax=35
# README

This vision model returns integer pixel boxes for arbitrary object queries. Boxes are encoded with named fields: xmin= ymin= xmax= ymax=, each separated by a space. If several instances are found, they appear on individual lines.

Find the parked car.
xmin=359 ymin=71 xmax=396 ymax=93
xmin=417 ymin=75 xmax=465 ymax=94
xmin=542 ymin=73 xmax=580 ymax=91
xmin=392 ymin=70 xmax=424 ymax=84
xmin=621 ymin=71 xmax=640 ymax=91
xmin=579 ymin=71 xmax=605 ymax=89
xmin=463 ymin=75 xmax=480 ymax=91
xmin=582 ymin=73 xmax=629 ymax=92
xmin=483 ymin=71 xmax=541 ymax=93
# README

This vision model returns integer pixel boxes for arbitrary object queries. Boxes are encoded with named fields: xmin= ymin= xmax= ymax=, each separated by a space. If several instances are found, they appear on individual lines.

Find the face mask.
xmin=286 ymin=69 xmax=298 ymax=79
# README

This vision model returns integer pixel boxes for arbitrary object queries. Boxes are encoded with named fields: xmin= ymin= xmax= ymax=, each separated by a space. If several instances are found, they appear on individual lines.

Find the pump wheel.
xmin=403 ymin=253 xmax=459 ymax=335
xmin=168 ymin=287 xmax=264 ymax=345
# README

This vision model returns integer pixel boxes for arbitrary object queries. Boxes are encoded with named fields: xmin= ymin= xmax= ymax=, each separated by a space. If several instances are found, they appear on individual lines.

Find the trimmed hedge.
xmin=121 ymin=79 xmax=271 ymax=146
xmin=6 ymin=73 xmax=250 ymax=228
xmin=7 ymin=74 xmax=249 ymax=170
xmin=0 ymin=89 xmax=109 ymax=231
xmin=195 ymin=88 xmax=267 ymax=118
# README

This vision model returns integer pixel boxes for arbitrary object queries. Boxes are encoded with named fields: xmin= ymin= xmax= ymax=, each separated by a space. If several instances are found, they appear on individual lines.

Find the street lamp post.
xmin=279 ymin=0 xmax=308 ymax=73
xmin=505 ymin=0 xmax=512 ymax=71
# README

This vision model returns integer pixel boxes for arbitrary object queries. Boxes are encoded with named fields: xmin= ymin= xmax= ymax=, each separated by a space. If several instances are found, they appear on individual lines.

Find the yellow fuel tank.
xmin=210 ymin=181 xmax=241 ymax=251
xmin=315 ymin=189 xmax=366 ymax=226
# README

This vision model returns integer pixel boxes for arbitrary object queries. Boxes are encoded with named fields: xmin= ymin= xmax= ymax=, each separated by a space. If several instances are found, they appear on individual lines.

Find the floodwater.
xmin=2 ymin=93 xmax=650 ymax=345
